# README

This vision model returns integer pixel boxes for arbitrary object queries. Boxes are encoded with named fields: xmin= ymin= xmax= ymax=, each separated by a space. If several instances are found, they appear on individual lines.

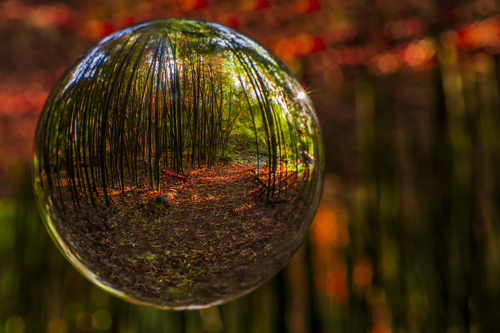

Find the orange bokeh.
xmin=353 ymin=258 xmax=373 ymax=290
xmin=326 ymin=269 xmax=347 ymax=303
xmin=310 ymin=204 xmax=349 ymax=249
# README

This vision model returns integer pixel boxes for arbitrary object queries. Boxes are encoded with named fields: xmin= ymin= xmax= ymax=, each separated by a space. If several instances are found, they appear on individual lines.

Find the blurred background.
xmin=2 ymin=0 xmax=500 ymax=332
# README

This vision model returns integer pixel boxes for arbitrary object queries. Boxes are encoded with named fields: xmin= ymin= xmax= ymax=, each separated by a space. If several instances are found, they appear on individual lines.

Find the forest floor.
xmin=52 ymin=161 xmax=309 ymax=308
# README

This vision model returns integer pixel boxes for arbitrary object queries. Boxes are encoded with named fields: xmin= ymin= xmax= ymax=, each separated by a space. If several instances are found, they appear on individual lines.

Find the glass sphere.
xmin=33 ymin=18 xmax=324 ymax=309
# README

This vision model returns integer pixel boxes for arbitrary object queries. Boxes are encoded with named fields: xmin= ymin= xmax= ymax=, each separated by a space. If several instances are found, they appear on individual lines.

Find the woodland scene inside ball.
xmin=33 ymin=18 xmax=324 ymax=309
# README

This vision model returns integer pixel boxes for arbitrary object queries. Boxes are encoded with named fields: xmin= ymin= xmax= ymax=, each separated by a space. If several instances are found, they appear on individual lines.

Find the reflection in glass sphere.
xmin=33 ymin=18 xmax=324 ymax=309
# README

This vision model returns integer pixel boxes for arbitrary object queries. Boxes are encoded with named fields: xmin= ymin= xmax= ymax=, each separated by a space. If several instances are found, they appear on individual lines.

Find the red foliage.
xmin=226 ymin=16 xmax=240 ymax=29
xmin=255 ymin=0 xmax=271 ymax=11
xmin=310 ymin=37 xmax=326 ymax=54
xmin=102 ymin=22 xmax=115 ymax=37
xmin=122 ymin=16 xmax=135 ymax=28
xmin=305 ymin=0 xmax=321 ymax=13
xmin=193 ymin=0 xmax=209 ymax=11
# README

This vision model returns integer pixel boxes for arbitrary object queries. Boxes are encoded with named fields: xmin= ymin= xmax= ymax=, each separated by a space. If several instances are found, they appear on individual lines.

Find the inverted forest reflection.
xmin=3 ymin=0 xmax=500 ymax=332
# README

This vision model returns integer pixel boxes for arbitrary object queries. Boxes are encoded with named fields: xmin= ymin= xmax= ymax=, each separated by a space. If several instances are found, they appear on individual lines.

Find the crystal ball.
xmin=33 ymin=18 xmax=324 ymax=309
